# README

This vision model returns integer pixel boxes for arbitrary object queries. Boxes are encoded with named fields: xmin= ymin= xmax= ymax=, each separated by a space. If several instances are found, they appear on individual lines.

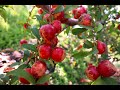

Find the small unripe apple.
xmin=19 ymin=68 xmax=32 ymax=84
xmin=79 ymin=13 xmax=92 ymax=26
xmin=20 ymin=39 xmax=28 ymax=45
xmin=31 ymin=61 xmax=47 ymax=78
xmin=39 ymin=24 xmax=56 ymax=41
xmin=38 ymin=8 xmax=43 ymax=14
xmin=97 ymin=40 xmax=106 ymax=54
xmin=85 ymin=64 xmax=100 ymax=81
xmin=97 ymin=60 xmax=117 ymax=77
xmin=52 ymin=20 xmax=62 ymax=34
xmin=51 ymin=47 xmax=66 ymax=62
xmin=38 ymin=44 xmax=52 ymax=59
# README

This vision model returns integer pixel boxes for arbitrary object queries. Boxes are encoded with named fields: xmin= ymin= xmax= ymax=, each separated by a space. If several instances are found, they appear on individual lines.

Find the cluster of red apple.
xmin=85 ymin=40 xmax=117 ymax=81
xmin=41 ymin=5 xmax=68 ymax=23
xmin=19 ymin=61 xmax=48 ymax=85
xmin=72 ymin=5 xmax=92 ymax=26
xmin=19 ymin=5 xmax=68 ymax=85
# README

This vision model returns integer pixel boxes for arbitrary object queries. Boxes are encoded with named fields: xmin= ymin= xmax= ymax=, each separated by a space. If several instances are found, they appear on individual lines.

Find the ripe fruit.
xmin=43 ymin=14 xmax=51 ymax=22
xmin=20 ymin=39 xmax=28 ymax=45
xmin=38 ymin=44 xmax=52 ymax=59
xmin=52 ymin=20 xmax=62 ymax=34
xmin=23 ymin=23 xmax=30 ymax=29
xmin=97 ymin=60 xmax=117 ymax=77
xmin=53 ymin=11 xmax=68 ymax=23
xmin=79 ymin=13 xmax=92 ymax=26
xmin=19 ymin=68 xmax=32 ymax=84
xmin=38 ymin=8 xmax=43 ymax=14
xmin=51 ymin=47 xmax=66 ymax=62
xmin=85 ymin=64 xmax=100 ymax=81
xmin=97 ymin=40 xmax=106 ymax=54
xmin=72 ymin=6 xmax=87 ymax=19
xmin=39 ymin=24 xmax=56 ymax=41
xmin=31 ymin=61 xmax=47 ymax=78
xmin=44 ymin=36 xmax=58 ymax=47
xmin=117 ymin=24 xmax=120 ymax=30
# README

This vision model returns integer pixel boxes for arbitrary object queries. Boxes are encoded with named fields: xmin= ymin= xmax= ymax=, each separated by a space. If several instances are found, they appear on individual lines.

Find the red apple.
xmin=38 ymin=44 xmax=52 ymax=59
xmin=23 ymin=23 xmax=30 ymax=29
xmin=85 ymin=64 xmax=100 ymax=81
xmin=52 ymin=20 xmax=62 ymax=34
xmin=97 ymin=60 xmax=117 ymax=77
xmin=53 ymin=11 xmax=68 ymax=23
xmin=44 ymin=36 xmax=58 ymax=47
xmin=51 ymin=47 xmax=66 ymax=62
xmin=38 ymin=8 xmax=43 ymax=14
xmin=79 ymin=13 xmax=92 ymax=26
xmin=39 ymin=24 xmax=56 ymax=41
xmin=72 ymin=6 xmax=87 ymax=19
xmin=97 ymin=40 xmax=106 ymax=54
xmin=20 ymin=39 xmax=28 ymax=45
xmin=31 ymin=61 xmax=47 ymax=78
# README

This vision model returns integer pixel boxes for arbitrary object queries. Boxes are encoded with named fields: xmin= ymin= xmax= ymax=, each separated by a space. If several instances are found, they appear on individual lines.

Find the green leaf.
xmin=7 ymin=69 xmax=35 ymax=84
xmin=22 ymin=44 xmax=37 ymax=52
xmin=0 ymin=8 xmax=6 ymax=21
xmin=53 ymin=5 xmax=64 ymax=14
xmin=22 ymin=50 xmax=31 ymax=62
xmin=30 ymin=27 xmax=40 ymax=40
xmin=64 ymin=5 xmax=78 ymax=13
xmin=72 ymin=50 xmax=91 ymax=59
xmin=35 ymin=15 xmax=42 ymax=21
xmin=79 ymin=25 xmax=93 ymax=30
xmin=91 ymin=77 xmax=106 ymax=85
xmin=36 ymin=74 xmax=50 ymax=84
xmin=83 ymin=40 xmax=93 ymax=48
xmin=64 ymin=26 xmax=70 ymax=35
xmin=17 ymin=64 xmax=29 ymax=69
xmin=95 ymin=23 xmax=103 ymax=31
xmin=24 ymin=50 xmax=30 ymax=57
xmin=72 ymin=28 xmax=87 ymax=35
xmin=10 ymin=76 xmax=18 ymax=85
xmin=91 ymin=46 xmax=98 ymax=54
xmin=92 ymin=77 xmax=118 ymax=85
xmin=10 ymin=62 xmax=20 ymax=67
xmin=64 ymin=13 xmax=71 ymax=18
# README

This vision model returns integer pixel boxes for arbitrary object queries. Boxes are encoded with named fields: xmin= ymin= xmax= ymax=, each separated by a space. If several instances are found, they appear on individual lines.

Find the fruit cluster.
xmin=41 ymin=5 xmax=68 ymax=23
xmin=19 ymin=61 xmax=48 ymax=85
xmin=85 ymin=40 xmax=117 ymax=81
xmin=72 ymin=5 xmax=92 ymax=26
xmin=85 ymin=60 xmax=117 ymax=81
xmin=19 ymin=5 xmax=67 ymax=85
